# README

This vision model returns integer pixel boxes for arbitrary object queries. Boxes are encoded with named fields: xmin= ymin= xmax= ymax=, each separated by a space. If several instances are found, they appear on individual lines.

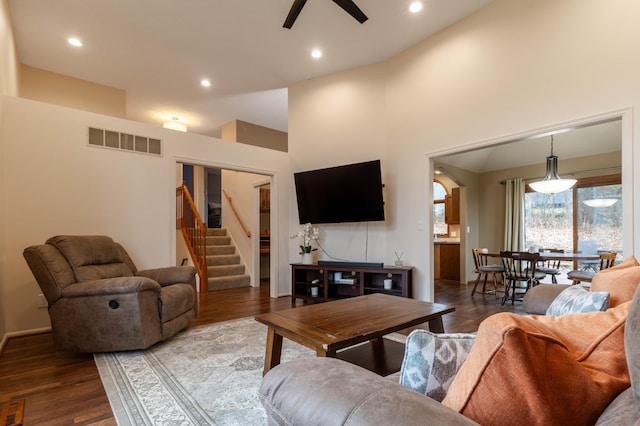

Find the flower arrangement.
xmin=291 ymin=223 xmax=319 ymax=254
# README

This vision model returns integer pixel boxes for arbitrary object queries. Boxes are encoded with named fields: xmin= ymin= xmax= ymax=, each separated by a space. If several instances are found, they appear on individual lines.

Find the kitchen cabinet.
xmin=445 ymin=187 xmax=460 ymax=224
xmin=435 ymin=243 xmax=460 ymax=282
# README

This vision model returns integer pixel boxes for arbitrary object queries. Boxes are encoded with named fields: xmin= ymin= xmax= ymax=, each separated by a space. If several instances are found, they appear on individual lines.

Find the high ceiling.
xmin=8 ymin=0 xmax=493 ymax=137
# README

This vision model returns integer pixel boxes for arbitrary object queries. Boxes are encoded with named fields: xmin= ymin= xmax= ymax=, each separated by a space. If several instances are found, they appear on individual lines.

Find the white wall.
xmin=1 ymin=96 xmax=290 ymax=334
xmin=288 ymin=61 xmax=390 ymax=266
xmin=0 ymin=0 xmax=19 ymax=343
xmin=0 ymin=0 xmax=17 ymax=98
xmin=221 ymin=169 xmax=269 ymax=285
xmin=290 ymin=0 xmax=640 ymax=302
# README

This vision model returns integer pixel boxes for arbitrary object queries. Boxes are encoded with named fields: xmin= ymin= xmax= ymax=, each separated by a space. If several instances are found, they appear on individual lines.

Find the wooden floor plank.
xmin=0 ymin=281 xmax=524 ymax=424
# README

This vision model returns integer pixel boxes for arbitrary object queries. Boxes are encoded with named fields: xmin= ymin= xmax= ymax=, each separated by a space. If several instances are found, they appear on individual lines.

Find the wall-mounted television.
xmin=294 ymin=160 xmax=385 ymax=224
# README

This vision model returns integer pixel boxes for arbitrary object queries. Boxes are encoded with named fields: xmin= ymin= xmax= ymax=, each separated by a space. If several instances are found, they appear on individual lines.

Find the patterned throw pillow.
xmin=399 ymin=330 xmax=475 ymax=402
xmin=546 ymin=285 xmax=610 ymax=316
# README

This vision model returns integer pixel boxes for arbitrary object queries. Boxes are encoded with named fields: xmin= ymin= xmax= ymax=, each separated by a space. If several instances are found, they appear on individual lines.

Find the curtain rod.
xmin=500 ymin=165 xmax=621 ymax=185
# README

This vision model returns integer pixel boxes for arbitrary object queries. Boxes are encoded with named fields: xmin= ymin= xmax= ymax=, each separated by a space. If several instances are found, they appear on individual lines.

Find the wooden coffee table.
xmin=255 ymin=293 xmax=455 ymax=376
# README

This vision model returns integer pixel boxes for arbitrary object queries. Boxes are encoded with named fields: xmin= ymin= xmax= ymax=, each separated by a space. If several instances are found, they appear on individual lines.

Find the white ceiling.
xmin=8 ymin=0 xmax=493 ymax=137
xmin=435 ymin=119 xmax=622 ymax=174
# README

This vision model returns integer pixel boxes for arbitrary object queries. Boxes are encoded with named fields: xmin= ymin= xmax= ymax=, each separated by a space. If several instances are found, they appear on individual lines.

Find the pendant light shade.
xmin=583 ymin=198 xmax=617 ymax=208
xmin=528 ymin=136 xmax=576 ymax=194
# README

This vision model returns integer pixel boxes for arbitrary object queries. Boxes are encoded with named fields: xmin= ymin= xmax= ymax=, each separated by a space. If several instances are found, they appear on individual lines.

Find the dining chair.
xmin=567 ymin=251 xmax=617 ymax=285
xmin=471 ymin=248 xmax=504 ymax=298
xmin=536 ymin=248 xmax=564 ymax=284
xmin=576 ymin=240 xmax=599 ymax=272
xmin=500 ymin=251 xmax=546 ymax=305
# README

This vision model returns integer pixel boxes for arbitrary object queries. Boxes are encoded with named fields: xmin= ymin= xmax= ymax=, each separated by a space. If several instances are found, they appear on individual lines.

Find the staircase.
xmin=206 ymin=228 xmax=250 ymax=291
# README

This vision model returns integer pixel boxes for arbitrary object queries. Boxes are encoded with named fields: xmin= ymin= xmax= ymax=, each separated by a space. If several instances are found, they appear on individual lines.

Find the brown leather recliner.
xmin=23 ymin=235 xmax=198 ymax=352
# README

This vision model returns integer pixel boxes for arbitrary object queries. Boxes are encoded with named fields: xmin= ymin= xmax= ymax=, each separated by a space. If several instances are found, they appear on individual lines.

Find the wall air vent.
xmin=88 ymin=127 xmax=162 ymax=157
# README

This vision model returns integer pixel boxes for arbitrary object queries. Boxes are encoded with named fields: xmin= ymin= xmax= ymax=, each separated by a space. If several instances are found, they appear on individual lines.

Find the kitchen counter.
xmin=434 ymin=239 xmax=460 ymax=244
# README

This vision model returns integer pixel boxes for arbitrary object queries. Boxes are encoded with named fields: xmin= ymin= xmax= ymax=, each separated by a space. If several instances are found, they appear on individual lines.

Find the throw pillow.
xmin=442 ymin=302 xmax=630 ymax=426
xmin=399 ymin=330 xmax=475 ymax=402
xmin=591 ymin=255 xmax=640 ymax=307
xmin=546 ymin=285 xmax=609 ymax=316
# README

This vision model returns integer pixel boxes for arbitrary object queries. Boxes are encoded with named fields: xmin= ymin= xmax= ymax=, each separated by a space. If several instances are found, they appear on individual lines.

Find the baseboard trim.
xmin=0 ymin=327 xmax=52 ymax=355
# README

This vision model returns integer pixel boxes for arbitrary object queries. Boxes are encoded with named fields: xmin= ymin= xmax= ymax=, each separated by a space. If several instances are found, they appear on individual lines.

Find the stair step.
xmin=206 ymin=228 xmax=227 ymax=236
xmin=206 ymin=245 xmax=235 ymax=255
xmin=207 ymin=254 xmax=241 ymax=266
xmin=207 ymin=274 xmax=251 ymax=291
xmin=206 ymin=235 xmax=231 ymax=246
xmin=208 ymin=264 xmax=245 ymax=277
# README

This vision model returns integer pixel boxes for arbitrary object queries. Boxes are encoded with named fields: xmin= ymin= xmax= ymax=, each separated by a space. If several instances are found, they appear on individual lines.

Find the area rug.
xmin=95 ymin=317 xmax=406 ymax=425
xmin=95 ymin=317 xmax=316 ymax=425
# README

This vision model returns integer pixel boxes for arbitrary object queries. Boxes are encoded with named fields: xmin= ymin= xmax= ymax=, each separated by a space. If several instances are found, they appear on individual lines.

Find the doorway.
xmin=429 ymin=111 xmax=627 ymax=289
xmin=176 ymin=162 xmax=276 ymax=292
xmin=258 ymin=183 xmax=271 ymax=286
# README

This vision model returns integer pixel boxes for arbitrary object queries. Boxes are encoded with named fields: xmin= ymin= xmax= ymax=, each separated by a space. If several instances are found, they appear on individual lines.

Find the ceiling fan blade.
xmin=283 ymin=0 xmax=308 ymax=29
xmin=332 ymin=0 xmax=368 ymax=24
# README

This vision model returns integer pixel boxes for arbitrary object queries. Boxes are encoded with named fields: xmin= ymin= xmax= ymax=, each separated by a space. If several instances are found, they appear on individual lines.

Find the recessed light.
xmin=409 ymin=2 xmax=423 ymax=13
xmin=200 ymin=79 xmax=211 ymax=87
xmin=68 ymin=37 xmax=83 ymax=47
xmin=311 ymin=49 xmax=322 ymax=59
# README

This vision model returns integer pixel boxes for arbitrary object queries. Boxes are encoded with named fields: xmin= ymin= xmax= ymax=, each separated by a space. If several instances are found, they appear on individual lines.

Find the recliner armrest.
xmin=135 ymin=266 xmax=197 ymax=287
xmin=259 ymin=358 xmax=477 ymax=426
xmin=61 ymin=276 xmax=161 ymax=297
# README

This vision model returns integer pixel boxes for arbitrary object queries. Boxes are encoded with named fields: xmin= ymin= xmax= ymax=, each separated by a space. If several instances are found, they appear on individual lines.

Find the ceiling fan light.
xmin=583 ymin=198 xmax=618 ymax=208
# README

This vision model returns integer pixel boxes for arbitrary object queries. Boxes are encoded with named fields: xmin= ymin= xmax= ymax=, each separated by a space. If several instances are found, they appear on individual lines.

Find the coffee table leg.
xmin=263 ymin=327 xmax=283 ymax=376
xmin=428 ymin=316 xmax=445 ymax=333
xmin=315 ymin=349 xmax=337 ymax=357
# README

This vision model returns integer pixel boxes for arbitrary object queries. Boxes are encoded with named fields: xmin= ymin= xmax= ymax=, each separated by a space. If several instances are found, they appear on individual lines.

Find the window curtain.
xmin=504 ymin=178 xmax=525 ymax=251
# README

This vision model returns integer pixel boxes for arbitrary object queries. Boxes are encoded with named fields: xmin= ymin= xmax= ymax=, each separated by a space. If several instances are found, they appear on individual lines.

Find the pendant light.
xmin=528 ymin=136 xmax=576 ymax=194
xmin=583 ymin=198 xmax=617 ymax=208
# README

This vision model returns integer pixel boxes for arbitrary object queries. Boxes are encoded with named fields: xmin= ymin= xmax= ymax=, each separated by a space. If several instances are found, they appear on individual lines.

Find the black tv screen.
xmin=294 ymin=160 xmax=385 ymax=224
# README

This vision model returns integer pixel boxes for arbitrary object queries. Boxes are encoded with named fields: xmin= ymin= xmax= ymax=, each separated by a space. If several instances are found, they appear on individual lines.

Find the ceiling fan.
xmin=283 ymin=0 xmax=368 ymax=29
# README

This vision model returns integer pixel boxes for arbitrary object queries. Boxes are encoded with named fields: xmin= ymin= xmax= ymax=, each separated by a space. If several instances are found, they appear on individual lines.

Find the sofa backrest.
xmin=47 ymin=235 xmax=135 ymax=282
xmin=626 ymin=283 xmax=640 ymax=411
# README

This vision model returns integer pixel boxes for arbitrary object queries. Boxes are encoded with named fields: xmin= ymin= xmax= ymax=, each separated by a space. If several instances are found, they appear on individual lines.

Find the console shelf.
xmin=291 ymin=263 xmax=413 ymax=304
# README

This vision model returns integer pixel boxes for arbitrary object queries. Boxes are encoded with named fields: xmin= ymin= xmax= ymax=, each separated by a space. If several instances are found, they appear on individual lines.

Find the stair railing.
xmin=222 ymin=189 xmax=251 ymax=238
xmin=176 ymin=182 xmax=208 ymax=292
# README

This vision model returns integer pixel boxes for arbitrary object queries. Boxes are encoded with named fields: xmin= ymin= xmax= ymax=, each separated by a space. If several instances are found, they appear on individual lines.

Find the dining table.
xmin=479 ymin=251 xmax=601 ymax=262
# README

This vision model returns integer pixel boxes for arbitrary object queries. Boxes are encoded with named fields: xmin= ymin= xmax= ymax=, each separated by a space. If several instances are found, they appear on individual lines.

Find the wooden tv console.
xmin=291 ymin=263 xmax=413 ymax=304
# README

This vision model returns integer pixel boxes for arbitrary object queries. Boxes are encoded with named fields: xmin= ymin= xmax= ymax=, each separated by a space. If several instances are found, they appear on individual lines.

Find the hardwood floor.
xmin=0 ymin=280 xmax=525 ymax=425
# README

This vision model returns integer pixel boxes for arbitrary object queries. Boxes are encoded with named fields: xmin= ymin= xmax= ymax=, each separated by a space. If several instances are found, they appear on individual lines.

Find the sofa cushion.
xmin=591 ymin=256 xmax=640 ymax=307
xmin=442 ymin=302 xmax=630 ymax=426
xmin=522 ymin=284 xmax=568 ymax=315
xmin=596 ymin=388 xmax=640 ymax=425
xmin=399 ymin=330 xmax=476 ymax=402
xmin=546 ymin=285 xmax=609 ymax=316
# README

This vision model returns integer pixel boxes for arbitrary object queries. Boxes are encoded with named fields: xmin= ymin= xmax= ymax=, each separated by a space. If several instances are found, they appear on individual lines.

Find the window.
xmin=524 ymin=174 xmax=622 ymax=257
xmin=433 ymin=181 xmax=448 ymax=236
